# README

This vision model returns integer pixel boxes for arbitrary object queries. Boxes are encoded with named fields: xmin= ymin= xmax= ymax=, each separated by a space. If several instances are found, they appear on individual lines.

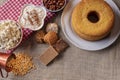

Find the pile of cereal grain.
xmin=7 ymin=53 xmax=35 ymax=76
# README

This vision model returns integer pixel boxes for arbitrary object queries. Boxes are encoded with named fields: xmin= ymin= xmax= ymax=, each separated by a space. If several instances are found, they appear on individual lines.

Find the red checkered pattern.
xmin=0 ymin=0 xmax=55 ymax=53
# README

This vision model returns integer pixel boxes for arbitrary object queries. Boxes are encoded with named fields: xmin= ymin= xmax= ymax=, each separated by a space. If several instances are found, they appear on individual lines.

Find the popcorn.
xmin=0 ymin=20 xmax=22 ymax=50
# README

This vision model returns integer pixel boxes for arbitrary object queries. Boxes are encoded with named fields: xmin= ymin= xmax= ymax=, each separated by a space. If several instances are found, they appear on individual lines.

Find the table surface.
xmin=1 ymin=0 xmax=120 ymax=80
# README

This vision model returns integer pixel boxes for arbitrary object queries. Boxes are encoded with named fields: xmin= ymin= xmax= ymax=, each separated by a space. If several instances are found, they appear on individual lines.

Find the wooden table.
xmin=0 ymin=0 xmax=120 ymax=80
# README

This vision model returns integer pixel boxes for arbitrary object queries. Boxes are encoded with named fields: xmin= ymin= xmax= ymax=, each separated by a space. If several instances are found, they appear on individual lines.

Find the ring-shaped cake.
xmin=71 ymin=0 xmax=115 ymax=41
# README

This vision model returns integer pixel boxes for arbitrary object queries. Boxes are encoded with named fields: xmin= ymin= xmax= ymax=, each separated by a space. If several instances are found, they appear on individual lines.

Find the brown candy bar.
xmin=40 ymin=46 xmax=58 ymax=65
xmin=53 ymin=39 xmax=69 ymax=53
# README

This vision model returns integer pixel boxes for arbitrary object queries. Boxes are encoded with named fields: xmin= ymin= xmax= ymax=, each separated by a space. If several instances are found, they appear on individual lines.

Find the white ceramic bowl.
xmin=19 ymin=4 xmax=47 ymax=31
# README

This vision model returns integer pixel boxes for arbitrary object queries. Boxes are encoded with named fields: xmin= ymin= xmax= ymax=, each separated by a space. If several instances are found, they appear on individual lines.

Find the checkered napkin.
xmin=0 ymin=0 xmax=55 ymax=53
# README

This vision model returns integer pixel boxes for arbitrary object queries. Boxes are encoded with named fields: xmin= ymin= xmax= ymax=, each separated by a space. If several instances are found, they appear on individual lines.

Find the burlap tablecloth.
xmin=0 ymin=0 xmax=120 ymax=80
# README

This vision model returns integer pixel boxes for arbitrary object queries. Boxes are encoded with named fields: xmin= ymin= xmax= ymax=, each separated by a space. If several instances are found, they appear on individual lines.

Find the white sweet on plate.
xmin=19 ymin=4 xmax=47 ymax=31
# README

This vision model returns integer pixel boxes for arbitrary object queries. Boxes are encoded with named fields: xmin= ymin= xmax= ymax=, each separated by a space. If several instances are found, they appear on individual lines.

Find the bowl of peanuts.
xmin=42 ymin=0 xmax=66 ymax=12
xmin=0 ymin=20 xmax=23 ymax=50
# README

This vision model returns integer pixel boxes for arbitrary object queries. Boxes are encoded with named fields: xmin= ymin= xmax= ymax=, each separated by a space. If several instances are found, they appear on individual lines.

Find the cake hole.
xmin=87 ymin=11 xmax=99 ymax=23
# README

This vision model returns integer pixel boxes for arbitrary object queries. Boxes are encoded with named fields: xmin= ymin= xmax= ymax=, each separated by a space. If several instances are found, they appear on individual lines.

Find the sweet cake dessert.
xmin=71 ymin=0 xmax=115 ymax=41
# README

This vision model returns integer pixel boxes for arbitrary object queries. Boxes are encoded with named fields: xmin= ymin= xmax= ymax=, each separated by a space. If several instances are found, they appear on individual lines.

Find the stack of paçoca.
xmin=35 ymin=23 xmax=69 ymax=65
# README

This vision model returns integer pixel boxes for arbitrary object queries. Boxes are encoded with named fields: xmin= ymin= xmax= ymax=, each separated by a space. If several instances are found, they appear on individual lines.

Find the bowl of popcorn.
xmin=0 ymin=20 xmax=23 ymax=50
xmin=19 ymin=4 xmax=47 ymax=31
xmin=42 ymin=0 xmax=66 ymax=12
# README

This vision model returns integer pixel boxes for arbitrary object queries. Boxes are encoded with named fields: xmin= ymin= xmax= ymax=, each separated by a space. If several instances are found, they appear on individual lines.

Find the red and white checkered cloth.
xmin=0 ymin=0 xmax=55 ymax=53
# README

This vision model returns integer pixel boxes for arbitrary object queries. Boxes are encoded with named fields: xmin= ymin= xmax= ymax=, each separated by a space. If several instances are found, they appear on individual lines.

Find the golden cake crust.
xmin=71 ymin=0 xmax=115 ymax=41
